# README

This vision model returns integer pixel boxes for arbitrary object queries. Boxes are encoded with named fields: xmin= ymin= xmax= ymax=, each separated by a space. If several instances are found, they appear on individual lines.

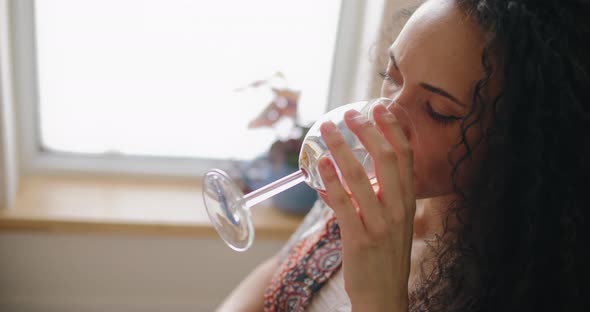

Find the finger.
xmin=318 ymin=156 xmax=365 ymax=238
xmin=320 ymin=121 xmax=381 ymax=228
xmin=319 ymin=192 xmax=344 ymax=211
xmin=318 ymin=192 xmax=332 ymax=207
xmin=373 ymin=104 xmax=415 ymax=211
xmin=343 ymin=109 xmax=403 ymax=211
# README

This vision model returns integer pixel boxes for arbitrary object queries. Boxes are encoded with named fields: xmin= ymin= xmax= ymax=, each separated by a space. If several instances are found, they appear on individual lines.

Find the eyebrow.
xmin=419 ymin=83 xmax=466 ymax=108
xmin=389 ymin=49 xmax=467 ymax=108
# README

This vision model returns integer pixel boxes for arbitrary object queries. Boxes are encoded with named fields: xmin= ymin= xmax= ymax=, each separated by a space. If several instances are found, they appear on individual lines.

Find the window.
xmin=12 ymin=0 xmax=364 ymax=176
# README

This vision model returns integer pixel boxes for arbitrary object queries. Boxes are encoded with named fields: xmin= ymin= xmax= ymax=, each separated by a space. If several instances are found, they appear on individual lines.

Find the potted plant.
xmin=236 ymin=73 xmax=318 ymax=215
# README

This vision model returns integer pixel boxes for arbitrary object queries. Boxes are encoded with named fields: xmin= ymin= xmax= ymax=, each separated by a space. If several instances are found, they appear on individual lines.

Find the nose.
xmin=384 ymin=99 xmax=413 ymax=143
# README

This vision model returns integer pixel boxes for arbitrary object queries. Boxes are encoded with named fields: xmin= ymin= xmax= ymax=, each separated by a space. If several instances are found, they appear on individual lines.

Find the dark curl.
xmin=412 ymin=1 xmax=589 ymax=311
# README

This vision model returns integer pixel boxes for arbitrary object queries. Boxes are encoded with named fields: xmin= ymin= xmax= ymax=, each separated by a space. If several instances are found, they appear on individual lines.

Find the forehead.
xmin=391 ymin=0 xmax=486 ymax=100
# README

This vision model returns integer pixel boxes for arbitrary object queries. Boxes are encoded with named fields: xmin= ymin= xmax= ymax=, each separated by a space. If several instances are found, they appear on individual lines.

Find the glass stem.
xmin=242 ymin=170 xmax=306 ymax=208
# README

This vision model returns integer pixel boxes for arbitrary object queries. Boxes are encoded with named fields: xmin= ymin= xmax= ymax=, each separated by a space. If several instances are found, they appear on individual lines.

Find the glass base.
xmin=202 ymin=169 xmax=254 ymax=251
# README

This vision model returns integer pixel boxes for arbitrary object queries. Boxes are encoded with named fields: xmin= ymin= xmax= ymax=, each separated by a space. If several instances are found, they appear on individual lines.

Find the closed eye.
xmin=425 ymin=102 xmax=462 ymax=125
xmin=379 ymin=71 xmax=401 ymax=88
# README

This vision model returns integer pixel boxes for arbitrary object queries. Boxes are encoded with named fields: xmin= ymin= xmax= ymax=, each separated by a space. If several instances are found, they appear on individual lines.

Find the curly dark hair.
xmin=410 ymin=0 xmax=590 ymax=311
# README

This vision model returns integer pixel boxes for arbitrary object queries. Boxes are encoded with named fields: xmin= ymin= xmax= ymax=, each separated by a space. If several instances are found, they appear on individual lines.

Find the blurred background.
xmin=0 ymin=0 xmax=418 ymax=310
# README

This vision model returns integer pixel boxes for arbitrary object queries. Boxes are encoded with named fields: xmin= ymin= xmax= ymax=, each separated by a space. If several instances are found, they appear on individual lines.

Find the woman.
xmin=218 ymin=0 xmax=589 ymax=311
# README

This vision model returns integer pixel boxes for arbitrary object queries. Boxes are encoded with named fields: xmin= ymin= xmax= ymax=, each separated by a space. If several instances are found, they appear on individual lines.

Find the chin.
xmin=413 ymin=181 xmax=455 ymax=200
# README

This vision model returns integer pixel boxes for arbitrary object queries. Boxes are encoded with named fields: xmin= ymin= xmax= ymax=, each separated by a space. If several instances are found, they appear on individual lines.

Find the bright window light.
xmin=34 ymin=0 xmax=341 ymax=160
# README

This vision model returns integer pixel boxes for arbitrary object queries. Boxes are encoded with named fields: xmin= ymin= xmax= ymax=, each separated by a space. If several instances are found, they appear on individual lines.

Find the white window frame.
xmin=9 ymin=0 xmax=368 ymax=178
xmin=0 ymin=0 xmax=19 ymax=209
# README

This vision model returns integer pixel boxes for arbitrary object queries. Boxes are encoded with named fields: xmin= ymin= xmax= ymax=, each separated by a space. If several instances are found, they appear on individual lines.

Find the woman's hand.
xmin=318 ymin=104 xmax=416 ymax=312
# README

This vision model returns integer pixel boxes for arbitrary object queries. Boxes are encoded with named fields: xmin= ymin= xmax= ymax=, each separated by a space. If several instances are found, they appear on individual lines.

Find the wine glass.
xmin=202 ymin=97 xmax=393 ymax=251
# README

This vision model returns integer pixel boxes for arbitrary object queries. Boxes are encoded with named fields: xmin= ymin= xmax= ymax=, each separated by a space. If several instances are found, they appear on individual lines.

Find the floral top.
xmin=264 ymin=200 xmax=351 ymax=312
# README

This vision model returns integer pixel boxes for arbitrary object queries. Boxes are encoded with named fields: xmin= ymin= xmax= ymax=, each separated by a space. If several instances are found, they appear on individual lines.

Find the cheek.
xmin=410 ymin=125 xmax=485 ymax=198
xmin=411 ymin=137 xmax=455 ymax=198
xmin=389 ymin=103 xmax=461 ymax=198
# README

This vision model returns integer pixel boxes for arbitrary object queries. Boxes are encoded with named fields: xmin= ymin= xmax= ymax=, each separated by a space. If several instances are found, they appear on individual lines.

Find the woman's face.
xmin=381 ymin=0 xmax=493 ymax=199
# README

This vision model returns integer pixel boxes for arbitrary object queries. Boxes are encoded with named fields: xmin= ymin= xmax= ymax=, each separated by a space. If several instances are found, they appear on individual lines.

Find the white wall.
xmin=0 ymin=232 xmax=284 ymax=312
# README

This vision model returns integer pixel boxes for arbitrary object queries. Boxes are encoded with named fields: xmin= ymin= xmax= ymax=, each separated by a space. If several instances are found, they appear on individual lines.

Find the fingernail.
xmin=320 ymin=121 xmax=337 ymax=134
xmin=374 ymin=104 xmax=397 ymax=121
xmin=373 ymin=104 xmax=387 ymax=115
xmin=345 ymin=110 xmax=371 ymax=125
xmin=344 ymin=109 xmax=360 ymax=117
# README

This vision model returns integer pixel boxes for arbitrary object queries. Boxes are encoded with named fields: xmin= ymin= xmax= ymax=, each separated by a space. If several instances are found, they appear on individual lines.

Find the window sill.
xmin=0 ymin=174 xmax=304 ymax=239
